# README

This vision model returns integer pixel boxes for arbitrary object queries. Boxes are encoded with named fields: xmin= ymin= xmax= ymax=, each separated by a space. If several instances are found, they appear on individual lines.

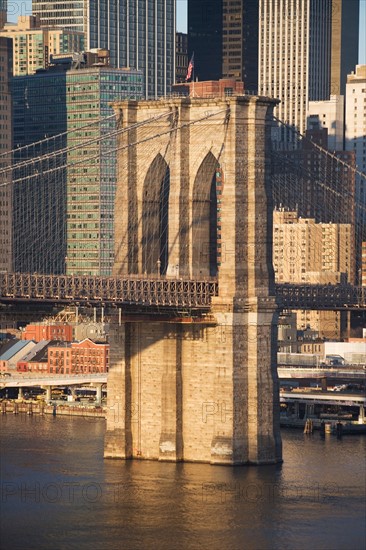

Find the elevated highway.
xmin=0 ymin=372 xmax=107 ymax=389
xmin=278 ymin=366 xmax=366 ymax=382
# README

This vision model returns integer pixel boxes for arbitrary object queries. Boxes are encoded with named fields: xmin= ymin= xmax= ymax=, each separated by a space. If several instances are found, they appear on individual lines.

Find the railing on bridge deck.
xmin=0 ymin=272 xmax=219 ymax=309
xmin=0 ymin=273 xmax=365 ymax=310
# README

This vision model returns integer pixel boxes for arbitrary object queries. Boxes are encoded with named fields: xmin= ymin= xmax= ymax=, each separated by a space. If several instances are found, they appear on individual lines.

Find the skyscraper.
xmin=188 ymin=0 xmax=223 ymax=81
xmin=32 ymin=0 xmax=175 ymax=98
xmin=259 ymin=0 xmax=359 ymax=133
xmin=32 ymin=0 xmax=86 ymax=34
xmin=188 ymin=0 xmax=258 ymax=90
xmin=175 ymin=32 xmax=188 ymax=84
xmin=0 ymin=1 xmax=5 ymax=29
xmin=330 ymin=0 xmax=360 ymax=96
xmin=345 ymin=64 xmax=366 ymax=275
xmin=0 ymin=35 xmax=12 ymax=272
xmin=222 ymin=0 xmax=258 ymax=90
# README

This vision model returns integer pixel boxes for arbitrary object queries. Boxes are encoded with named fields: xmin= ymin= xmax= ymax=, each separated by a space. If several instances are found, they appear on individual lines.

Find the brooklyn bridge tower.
xmin=104 ymin=95 xmax=282 ymax=465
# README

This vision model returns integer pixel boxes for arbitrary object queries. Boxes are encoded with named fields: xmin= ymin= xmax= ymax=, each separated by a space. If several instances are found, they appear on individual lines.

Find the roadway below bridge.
xmin=0 ymin=373 xmax=107 ymax=389
xmin=280 ymin=390 xmax=366 ymax=407
xmin=278 ymin=366 xmax=366 ymax=382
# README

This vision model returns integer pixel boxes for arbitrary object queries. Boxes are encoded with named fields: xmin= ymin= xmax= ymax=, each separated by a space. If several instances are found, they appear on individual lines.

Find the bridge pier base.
xmin=105 ymin=304 xmax=282 ymax=465
xmin=104 ymin=324 xmax=132 ymax=460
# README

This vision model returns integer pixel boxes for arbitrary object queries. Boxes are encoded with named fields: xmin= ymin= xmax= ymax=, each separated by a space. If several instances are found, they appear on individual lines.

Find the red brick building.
xmin=48 ymin=339 xmax=109 ymax=374
xmin=172 ymin=78 xmax=244 ymax=98
xmin=22 ymin=323 xmax=73 ymax=342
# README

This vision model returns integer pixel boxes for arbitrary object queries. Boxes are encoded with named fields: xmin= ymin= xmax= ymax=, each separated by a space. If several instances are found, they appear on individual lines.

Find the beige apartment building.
xmin=0 ymin=15 xmax=84 ymax=76
xmin=273 ymin=209 xmax=354 ymax=338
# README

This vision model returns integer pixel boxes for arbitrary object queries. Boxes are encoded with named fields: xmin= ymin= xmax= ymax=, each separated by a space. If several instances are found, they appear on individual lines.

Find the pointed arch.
xmin=141 ymin=154 xmax=170 ymax=275
xmin=192 ymin=152 xmax=219 ymax=277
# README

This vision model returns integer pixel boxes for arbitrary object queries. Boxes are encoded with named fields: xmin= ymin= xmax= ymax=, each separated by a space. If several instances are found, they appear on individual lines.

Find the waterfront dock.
xmin=1 ymin=400 xmax=106 ymax=418
xmin=280 ymin=390 xmax=366 ymax=433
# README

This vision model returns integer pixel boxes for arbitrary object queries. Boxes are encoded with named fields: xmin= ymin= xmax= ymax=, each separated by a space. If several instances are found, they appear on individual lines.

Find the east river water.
xmin=0 ymin=415 xmax=365 ymax=550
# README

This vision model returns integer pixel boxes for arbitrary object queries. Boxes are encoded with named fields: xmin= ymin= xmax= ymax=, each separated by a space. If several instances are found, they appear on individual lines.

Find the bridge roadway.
xmin=278 ymin=366 xmax=366 ymax=381
xmin=0 ymin=372 xmax=107 ymax=389
xmin=280 ymin=390 xmax=366 ymax=408
xmin=2 ymin=367 xmax=364 ymax=390
xmin=0 ymin=273 xmax=365 ymax=310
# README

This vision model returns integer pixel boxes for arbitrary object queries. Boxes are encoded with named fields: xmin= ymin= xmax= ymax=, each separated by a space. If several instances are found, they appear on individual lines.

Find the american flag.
xmin=185 ymin=53 xmax=194 ymax=81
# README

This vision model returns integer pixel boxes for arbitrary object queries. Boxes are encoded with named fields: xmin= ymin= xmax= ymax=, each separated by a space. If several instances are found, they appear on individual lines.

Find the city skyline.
xmin=5 ymin=0 xmax=365 ymax=64
xmin=29 ymin=0 xmax=175 ymax=98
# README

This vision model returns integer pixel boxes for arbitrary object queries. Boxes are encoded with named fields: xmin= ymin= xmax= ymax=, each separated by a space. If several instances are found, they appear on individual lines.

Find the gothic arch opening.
xmin=192 ymin=152 xmax=220 ymax=277
xmin=141 ymin=155 xmax=170 ymax=275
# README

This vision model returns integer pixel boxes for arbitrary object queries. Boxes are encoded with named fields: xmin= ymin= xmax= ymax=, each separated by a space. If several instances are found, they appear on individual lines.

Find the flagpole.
xmin=186 ymin=52 xmax=195 ymax=97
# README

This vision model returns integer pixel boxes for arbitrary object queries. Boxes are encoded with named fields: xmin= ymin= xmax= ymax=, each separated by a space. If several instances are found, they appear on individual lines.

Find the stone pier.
xmin=104 ymin=96 xmax=282 ymax=464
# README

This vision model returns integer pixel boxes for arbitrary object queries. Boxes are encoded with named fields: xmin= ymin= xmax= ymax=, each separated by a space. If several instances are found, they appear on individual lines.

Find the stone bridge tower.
xmin=104 ymin=96 xmax=282 ymax=465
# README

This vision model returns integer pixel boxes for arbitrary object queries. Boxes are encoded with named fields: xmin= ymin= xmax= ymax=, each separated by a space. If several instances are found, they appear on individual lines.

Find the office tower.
xmin=188 ymin=0 xmax=258 ymax=89
xmin=32 ymin=0 xmax=175 ymax=98
xmin=188 ymin=0 xmax=222 ymax=81
xmin=12 ymin=53 xmax=143 ymax=275
xmin=12 ymin=68 xmax=68 ymax=274
xmin=66 ymin=61 xmax=143 ymax=275
xmin=272 ymin=127 xmax=355 ymax=227
xmin=259 ymin=0 xmax=359 ymax=133
xmin=260 ymin=0 xmax=318 ymax=133
xmin=0 ymin=16 xmax=84 ymax=76
xmin=175 ymin=32 xmax=188 ymax=84
xmin=330 ymin=0 xmax=360 ymax=96
xmin=0 ymin=1 xmax=5 ymax=29
xmin=0 ymin=36 xmax=12 ymax=272
xmin=345 ymin=65 xmax=366 ymax=194
xmin=32 ymin=0 xmax=86 ymax=34
xmin=345 ymin=64 xmax=366 ymax=279
xmin=222 ymin=0 xmax=258 ymax=90
xmin=307 ymin=95 xmax=345 ymax=151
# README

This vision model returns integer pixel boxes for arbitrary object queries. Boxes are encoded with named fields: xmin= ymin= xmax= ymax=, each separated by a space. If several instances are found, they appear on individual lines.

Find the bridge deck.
xmin=0 ymin=273 xmax=218 ymax=309
xmin=0 ymin=274 xmax=364 ymax=310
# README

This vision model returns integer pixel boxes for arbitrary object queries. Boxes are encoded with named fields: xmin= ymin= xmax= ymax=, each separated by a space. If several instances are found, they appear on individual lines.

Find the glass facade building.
xmin=32 ymin=0 xmax=175 ymax=98
xmin=12 ymin=63 xmax=143 ymax=275
xmin=188 ymin=0 xmax=259 ymax=91
xmin=66 ymin=67 xmax=143 ymax=275
xmin=0 ymin=35 xmax=12 ymax=272
xmin=12 ymin=71 xmax=68 ymax=274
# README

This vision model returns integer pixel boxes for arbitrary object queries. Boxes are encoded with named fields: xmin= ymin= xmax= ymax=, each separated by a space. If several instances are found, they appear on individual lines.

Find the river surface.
xmin=0 ymin=414 xmax=365 ymax=550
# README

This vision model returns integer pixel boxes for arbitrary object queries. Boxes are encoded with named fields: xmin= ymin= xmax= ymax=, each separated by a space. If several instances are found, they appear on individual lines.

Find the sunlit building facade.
xmin=33 ymin=0 xmax=175 ymax=98
xmin=0 ymin=15 xmax=84 ymax=75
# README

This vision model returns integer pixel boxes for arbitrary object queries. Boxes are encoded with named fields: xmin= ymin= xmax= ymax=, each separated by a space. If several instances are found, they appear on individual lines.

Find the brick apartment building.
xmin=48 ymin=339 xmax=109 ymax=374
